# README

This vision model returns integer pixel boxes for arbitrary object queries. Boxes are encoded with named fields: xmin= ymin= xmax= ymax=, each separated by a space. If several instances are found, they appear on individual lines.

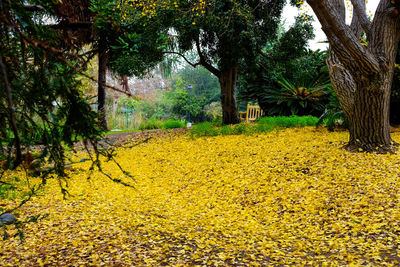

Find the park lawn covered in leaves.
xmin=2 ymin=127 xmax=400 ymax=265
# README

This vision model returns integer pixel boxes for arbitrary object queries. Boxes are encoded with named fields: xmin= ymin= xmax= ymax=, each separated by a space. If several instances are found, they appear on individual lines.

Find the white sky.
xmin=282 ymin=0 xmax=381 ymax=50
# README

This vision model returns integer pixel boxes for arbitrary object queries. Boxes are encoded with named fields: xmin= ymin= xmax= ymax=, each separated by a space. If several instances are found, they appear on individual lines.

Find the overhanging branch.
xmin=15 ymin=27 xmax=131 ymax=96
xmin=162 ymin=51 xmax=201 ymax=68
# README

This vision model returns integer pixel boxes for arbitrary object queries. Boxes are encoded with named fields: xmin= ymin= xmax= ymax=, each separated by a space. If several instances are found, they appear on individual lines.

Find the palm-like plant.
xmin=261 ymin=73 xmax=331 ymax=116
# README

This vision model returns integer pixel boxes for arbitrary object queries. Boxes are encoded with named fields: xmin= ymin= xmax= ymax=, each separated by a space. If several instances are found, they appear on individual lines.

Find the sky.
xmin=282 ymin=0 xmax=381 ymax=50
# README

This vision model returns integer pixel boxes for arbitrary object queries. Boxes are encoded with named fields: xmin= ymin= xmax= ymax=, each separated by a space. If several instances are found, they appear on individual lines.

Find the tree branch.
xmin=15 ymin=28 xmax=132 ymax=96
xmin=307 ymin=0 xmax=380 ymax=74
xmin=350 ymin=0 xmax=371 ymax=35
xmin=23 ymin=5 xmax=45 ymax=12
xmin=162 ymin=51 xmax=201 ymax=68
xmin=195 ymin=38 xmax=221 ymax=77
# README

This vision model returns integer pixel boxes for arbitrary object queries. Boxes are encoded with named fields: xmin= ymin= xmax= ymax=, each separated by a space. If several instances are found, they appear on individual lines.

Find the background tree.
xmin=304 ymin=0 xmax=400 ymax=152
xmin=128 ymin=0 xmax=287 ymax=124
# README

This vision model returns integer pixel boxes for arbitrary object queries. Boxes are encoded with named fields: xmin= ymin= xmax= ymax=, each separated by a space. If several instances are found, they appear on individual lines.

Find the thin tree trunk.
xmin=98 ymin=34 xmax=108 ymax=130
xmin=0 ymin=56 xmax=22 ymax=167
xmin=218 ymin=64 xmax=240 ymax=125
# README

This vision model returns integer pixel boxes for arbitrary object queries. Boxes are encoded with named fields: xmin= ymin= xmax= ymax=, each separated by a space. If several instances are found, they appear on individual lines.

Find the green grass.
xmin=190 ymin=115 xmax=319 ymax=138
xmin=190 ymin=122 xmax=219 ymax=138
xmin=162 ymin=120 xmax=185 ymax=129
xmin=257 ymin=115 xmax=319 ymax=127
xmin=138 ymin=119 xmax=164 ymax=131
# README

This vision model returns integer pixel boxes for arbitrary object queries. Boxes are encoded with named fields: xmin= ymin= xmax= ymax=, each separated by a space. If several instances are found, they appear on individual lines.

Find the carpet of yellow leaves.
xmin=2 ymin=127 xmax=400 ymax=265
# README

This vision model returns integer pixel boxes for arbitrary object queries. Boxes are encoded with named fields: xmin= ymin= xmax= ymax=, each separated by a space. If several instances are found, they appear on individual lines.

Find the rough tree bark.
xmin=98 ymin=34 xmax=108 ymax=131
xmin=307 ymin=0 xmax=400 ymax=153
xmin=218 ymin=64 xmax=241 ymax=125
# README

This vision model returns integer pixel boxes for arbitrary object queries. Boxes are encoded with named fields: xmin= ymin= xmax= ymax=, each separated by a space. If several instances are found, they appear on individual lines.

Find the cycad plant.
xmin=261 ymin=73 xmax=331 ymax=116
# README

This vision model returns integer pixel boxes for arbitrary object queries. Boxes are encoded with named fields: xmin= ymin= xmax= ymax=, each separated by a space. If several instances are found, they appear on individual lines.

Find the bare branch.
xmin=350 ymin=0 xmax=371 ymax=35
xmin=162 ymin=51 xmax=201 ymax=68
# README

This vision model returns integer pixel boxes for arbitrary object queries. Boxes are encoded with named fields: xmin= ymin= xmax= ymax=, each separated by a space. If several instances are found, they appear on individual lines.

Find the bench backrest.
xmin=245 ymin=104 xmax=264 ymax=122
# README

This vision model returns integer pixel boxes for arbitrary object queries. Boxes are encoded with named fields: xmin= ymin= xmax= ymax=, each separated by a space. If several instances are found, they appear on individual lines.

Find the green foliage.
xmin=239 ymin=18 xmax=333 ymax=117
xmin=162 ymin=120 xmax=185 ymax=129
xmin=169 ymin=65 xmax=220 ymax=100
xmin=138 ymin=119 xmax=163 ymax=130
xmin=167 ymin=89 xmax=207 ymax=122
xmin=190 ymin=122 xmax=220 ymax=138
xmin=91 ymin=0 xmax=168 ymax=77
xmin=165 ymin=65 xmax=221 ymax=122
xmin=204 ymin=102 xmax=222 ymax=121
xmin=260 ymin=74 xmax=331 ymax=116
xmin=317 ymin=89 xmax=348 ymax=131
xmin=161 ymin=0 xmax=286 ymax=70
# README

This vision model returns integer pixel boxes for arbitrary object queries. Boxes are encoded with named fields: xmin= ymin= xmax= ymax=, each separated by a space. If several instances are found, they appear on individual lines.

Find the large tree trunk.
xmin=218 ymin=64 xmax=240 ymax=125
xmin=307 ymin=0 xmax=400 ymax=153
xmin=327 ymin=53 xmax=394 ymax=152
xmin=98 ymin=34 xmax=108 ymax=130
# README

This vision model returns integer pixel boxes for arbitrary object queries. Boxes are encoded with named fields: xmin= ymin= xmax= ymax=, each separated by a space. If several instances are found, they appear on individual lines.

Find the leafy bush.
xmin=163 ymin=120 xmax=185 ymax=129
xmin=138 ymin=119 xmax=163 ymax=130
xmin=204 ymin=102 xmax=222 ymax=121
xmin=240 ymin=47 xmax=331 ymax=117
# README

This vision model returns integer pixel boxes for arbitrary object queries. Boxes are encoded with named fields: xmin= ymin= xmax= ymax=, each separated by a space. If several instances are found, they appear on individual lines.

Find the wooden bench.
xmin=239 ymin=104 xmax=264 ymax=123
